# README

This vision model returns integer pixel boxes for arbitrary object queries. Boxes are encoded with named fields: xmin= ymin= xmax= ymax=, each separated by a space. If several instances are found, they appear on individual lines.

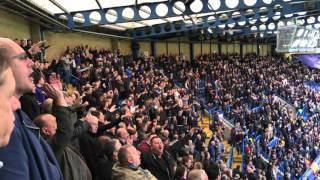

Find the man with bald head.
xmin=112 ymin=145 xmax=157 ymax=180
xmin=0 ymin=38 xmax=63 ymax=180
xmin=34 ymin=114 xmax=57 ymax=139
xmin=34 ymin=111 xmax=92 ymax=180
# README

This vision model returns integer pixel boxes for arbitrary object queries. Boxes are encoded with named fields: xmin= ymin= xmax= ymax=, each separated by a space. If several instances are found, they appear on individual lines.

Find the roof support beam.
xmin=8 ymin=0 xmax=69 ymax=29
xmin=95 ymin=0 xmax=103 ymax=11
xmin=131 ymin=9 xmax=320 ymax=39
xmin=55 ymin=0 xmax=284 ymax=28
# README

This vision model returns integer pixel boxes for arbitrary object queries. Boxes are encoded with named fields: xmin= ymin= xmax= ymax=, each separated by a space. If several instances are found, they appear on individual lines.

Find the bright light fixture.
xmin=173 ymin=1 xmax=185 ymax=15
xmin=268 ymin=23 xmax=275 ymax=30
xmin=225 ymin=0 xmax=239 ymax=9
xmin=139 ymin=6 xmax=151 ymax=19
xmin=156 ymin=3 xmax=168 ymax=17
xmin=190 ymin=0 xmax=203 ymax=13
xmin=244 ymin=0 xmax=257 ymax=6
xmin=208 ymin=0 xmax=221 ymax=10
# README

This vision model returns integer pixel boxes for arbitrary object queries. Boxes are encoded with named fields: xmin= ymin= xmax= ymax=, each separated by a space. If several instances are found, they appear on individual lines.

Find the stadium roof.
xmin=2 ymin=0 xmax=320 ymax=39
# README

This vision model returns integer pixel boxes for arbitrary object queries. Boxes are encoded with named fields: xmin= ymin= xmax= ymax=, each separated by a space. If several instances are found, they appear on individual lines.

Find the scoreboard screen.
xmin=276 ymin=25 xmax=320 ymax=54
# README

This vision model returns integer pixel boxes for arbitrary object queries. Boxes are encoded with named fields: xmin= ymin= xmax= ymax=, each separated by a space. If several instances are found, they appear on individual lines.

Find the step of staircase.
xmin=199 ymin=113 xmax=242 ymax=170
xmin=198 ymin=115 xmax=213 ymax=138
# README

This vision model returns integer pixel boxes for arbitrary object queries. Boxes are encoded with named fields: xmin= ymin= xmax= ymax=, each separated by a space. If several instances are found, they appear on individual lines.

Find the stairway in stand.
xmin=198 ymin=112 xmax=242 ymax=170
xmin=198 ymin=114 xmax=212 ymax=138
xmin=231 ymin=144 xmax=243 ymax=169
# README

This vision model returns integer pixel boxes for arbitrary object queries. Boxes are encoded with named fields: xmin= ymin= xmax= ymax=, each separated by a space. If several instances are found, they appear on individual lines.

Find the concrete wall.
xmin=192 ymin=42 xmax=271 ymax=56
xmin=139 ymin=41 xmax=151 ymax=56
xmin=0 ymin=8 xmax=273 ymax=61
xmin=118 ymin=39 xmax=131 ymax=55
xmin=202 ymin=43 xmax=210 ymax=55
xmin=155 ymin=42 xmax=167 ymax=56
xmin=180 ymin=42 xmax=190 ymax=60
xmin=125 ymin=40 xmax=268 ymax=60
xmin=155 ymin=41 xmax=190 ymax=60
xmin=194 ymin=43 xmax=201 ymax=56
xmin=167 ymin=42 xmax=179 ymax=55
xmin=0 ymin=9 xmax=31 ymax=39
xmin=44 ymin=31 xmax=112 ymax=60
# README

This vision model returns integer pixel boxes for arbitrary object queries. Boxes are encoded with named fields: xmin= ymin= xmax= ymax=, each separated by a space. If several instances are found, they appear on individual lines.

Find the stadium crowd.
xmin=0 ymin=37 xmax=320 ymax=180
xmin=168 ymin=53 xmax=320 ymax=179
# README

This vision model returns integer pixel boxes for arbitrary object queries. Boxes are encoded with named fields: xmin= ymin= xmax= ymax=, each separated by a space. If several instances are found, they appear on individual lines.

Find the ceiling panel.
xmin=55 ymin=0 xmax=99 ymax=12
xmin=27 ymin=0 xmax=64 ymax=14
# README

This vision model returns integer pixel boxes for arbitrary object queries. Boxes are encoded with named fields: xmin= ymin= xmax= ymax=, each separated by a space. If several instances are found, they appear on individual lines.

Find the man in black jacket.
xmin=141 ymin=136 xmax=176 ymax=180
xmin=33 ymin=84 xmax=92 ymax=180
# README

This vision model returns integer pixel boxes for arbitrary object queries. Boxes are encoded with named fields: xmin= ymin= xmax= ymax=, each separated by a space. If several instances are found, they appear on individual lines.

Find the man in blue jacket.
xmin=0 ymin=38 xmax=63 ymax=180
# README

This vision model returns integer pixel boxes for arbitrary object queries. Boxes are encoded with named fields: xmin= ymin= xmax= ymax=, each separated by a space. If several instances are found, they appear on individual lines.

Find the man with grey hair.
xmin=112 ymin=144 xmax=157 ymax=180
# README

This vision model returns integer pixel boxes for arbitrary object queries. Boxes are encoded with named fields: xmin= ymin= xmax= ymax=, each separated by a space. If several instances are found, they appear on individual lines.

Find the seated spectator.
xmin=112 ymin=144 xmax=157 ymax=180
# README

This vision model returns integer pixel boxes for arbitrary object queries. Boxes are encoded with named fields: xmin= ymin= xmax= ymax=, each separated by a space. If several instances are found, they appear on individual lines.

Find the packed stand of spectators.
xmin=3 ymin=40 xmax=238 ymax=180
xmin=5 ymin=37 xmax=320 ymax=179
xmin=164 ymin=53 xmax=320 ymax=179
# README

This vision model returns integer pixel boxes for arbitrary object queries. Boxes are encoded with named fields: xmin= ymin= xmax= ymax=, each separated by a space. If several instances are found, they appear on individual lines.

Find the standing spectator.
xmin=96 ymin=137 xmax=122 ymax=180
xmin=141 ymin=136 xmax=176 ymax=180
xmin=19 ymin=81 xmax=41 ymax=120
xmin=0 ymin=47 xmax=18 ymax=147
xmin=34 ymin=73 xmax=46 ymax=105
xmin=61 ymin=54 xmax=73 ymax=84
xmin=0 ymin=38 xmax=63 ymax=180
xmin=33 ymin=83 xmax=92 ymax=180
